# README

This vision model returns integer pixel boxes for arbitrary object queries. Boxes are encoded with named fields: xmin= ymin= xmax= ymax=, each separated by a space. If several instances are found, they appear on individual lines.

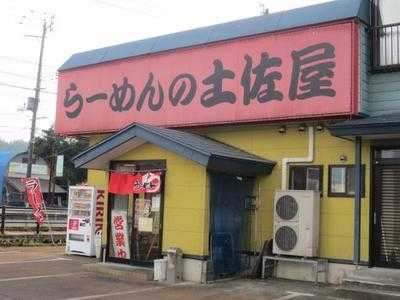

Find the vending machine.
xmin=66 ymin=186 xmax=97 ymax=256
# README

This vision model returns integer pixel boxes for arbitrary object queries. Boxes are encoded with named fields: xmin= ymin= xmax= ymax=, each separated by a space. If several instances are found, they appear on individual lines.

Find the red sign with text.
xmin=68 ymin=219 xmax=79 ymax=231
xmin=108 ymin=172 xmax=161 ymax=195
xmin=56 ymin=21 xmax=359 ymax=135
xmin=111 ymin=210 xmax=130 ymax=259
xmin=22 ymin=177 xmax=45 ymax=224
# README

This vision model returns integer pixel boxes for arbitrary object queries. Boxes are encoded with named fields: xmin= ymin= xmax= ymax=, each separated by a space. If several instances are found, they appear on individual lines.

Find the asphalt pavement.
xmin=0 ymin=246 xmax=398 ymax=300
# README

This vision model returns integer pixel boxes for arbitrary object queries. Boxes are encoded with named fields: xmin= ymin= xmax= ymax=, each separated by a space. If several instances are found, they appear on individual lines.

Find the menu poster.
xmin=138 ymin=217 xmax=153 ymax=232
xmin=151 ymin=194 xmax=160 ymax=212
xmin=134 ymin=198 xmax=151 ymax=227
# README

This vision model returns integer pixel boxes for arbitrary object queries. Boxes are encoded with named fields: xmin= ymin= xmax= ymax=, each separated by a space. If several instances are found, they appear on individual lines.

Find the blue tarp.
xmin=0 ymin=151 xmax=18 ymax=205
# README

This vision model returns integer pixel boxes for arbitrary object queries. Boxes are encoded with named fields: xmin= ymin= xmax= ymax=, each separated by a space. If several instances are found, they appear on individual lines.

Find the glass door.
xmin=107 ymin=193 xmax=133 ymax=263
xmin=132 ymin=192 xmax=163 ymax=263
xmin=106 ymin=160 xmax=164 ymax=266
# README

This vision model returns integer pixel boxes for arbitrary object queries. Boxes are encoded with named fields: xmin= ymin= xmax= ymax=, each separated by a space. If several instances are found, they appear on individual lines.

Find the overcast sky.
xmin=0 ymin=0 xmax=330 ymax=141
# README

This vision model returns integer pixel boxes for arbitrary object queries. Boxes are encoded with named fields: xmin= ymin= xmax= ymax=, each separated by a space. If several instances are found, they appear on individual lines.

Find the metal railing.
xmin=0 ymin=206 xmax=67 ymax=234
xmin=373 ymin=22 xmax=400 ymax=70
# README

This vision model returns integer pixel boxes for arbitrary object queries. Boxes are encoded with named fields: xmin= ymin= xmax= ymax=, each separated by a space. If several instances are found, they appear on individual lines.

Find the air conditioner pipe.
xmin=281 ymin=126 xmax=315 ymax=190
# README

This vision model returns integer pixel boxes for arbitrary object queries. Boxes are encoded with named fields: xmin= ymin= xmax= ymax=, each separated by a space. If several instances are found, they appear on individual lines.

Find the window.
xmin=380 ymin=149 xmax=400 ymax=159
xmin=328 ymin=165 xmax=365 ymax=197
xmin=375 ymin=0 xmax=400 ymax=26
xmin=289 ymin=165 xmax=323 ymax=192
xmin=372 ymin=0 xmax=400 ymax=69
xmin=22 ymin=157 xmax=36 ymax=164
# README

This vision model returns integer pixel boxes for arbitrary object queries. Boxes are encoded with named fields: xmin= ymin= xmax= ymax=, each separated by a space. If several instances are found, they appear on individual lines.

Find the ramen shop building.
xmin=56 ymin=0 xmax=400 ymax=283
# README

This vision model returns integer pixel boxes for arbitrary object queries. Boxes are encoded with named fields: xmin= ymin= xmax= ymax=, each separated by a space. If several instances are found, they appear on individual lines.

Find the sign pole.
xmin=41 ymin=201 xmax=55 ymax=245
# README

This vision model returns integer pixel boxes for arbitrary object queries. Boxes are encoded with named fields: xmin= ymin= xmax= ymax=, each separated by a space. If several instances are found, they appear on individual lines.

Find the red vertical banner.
xmin=22 ymin=177 xmax=45 ymax=224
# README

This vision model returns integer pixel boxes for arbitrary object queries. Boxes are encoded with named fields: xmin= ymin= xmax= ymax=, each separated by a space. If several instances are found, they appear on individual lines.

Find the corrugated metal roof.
xmin=59 ymin=0 xmax=370 ymax=71
xmin=0 ymin=151 xmax=19 ymax=204
xmin=73 ymin=122 xmax=276 ymax=176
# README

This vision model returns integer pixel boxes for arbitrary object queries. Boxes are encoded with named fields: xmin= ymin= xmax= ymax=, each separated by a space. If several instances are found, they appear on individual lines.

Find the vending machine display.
xmin=66 ymin=186 xmax=96 ymax=256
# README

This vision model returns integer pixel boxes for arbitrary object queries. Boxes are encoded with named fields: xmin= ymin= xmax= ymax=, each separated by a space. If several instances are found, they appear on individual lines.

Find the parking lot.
xmin=0 ymin=246 xmax=396 ymax=300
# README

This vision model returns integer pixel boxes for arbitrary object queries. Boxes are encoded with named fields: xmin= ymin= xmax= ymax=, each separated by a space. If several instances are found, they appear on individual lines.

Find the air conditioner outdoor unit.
xmin=273 ymin=190 xmax=320 ymax=257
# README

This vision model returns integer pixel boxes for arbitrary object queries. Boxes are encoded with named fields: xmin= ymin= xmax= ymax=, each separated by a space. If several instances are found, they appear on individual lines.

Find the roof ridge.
xmin=59 ymin=0 xmax=369 ymax=71
xmin=137 ymin=123 xmax=272 ymax=163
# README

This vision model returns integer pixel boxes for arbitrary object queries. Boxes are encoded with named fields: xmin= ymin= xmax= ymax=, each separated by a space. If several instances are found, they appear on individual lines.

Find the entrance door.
xmin=210 ymin=173 xmax=254 ymax=278
xmin=373 ymin=148 xmax=400 ymax=268
xmin=106 ymin=161 xmax=164 ymax=266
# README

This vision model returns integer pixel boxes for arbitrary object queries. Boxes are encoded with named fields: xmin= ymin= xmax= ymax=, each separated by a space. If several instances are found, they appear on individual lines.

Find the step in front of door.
xmin=83 ymin=262 xmax=154 ymax=282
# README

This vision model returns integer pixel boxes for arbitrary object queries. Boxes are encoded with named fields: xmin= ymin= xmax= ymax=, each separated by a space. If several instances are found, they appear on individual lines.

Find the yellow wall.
xmin=87 ymin=124 xmax=371 ymax=262
xmin=87 ymin=134 xmax=110 ymax=245
xmin=88 ymin=141 xmax=210 ymax=256
xmin=197 ymin=124 xmax=370 ymax=262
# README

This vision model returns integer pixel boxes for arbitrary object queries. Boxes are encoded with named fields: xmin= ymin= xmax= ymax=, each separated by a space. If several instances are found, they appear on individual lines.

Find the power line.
xmin=0 ymin=82 xmax=34 ymax=92
xmin=0 ymin=112 xmax=25 ymax=116
xmin=0 ymin=81 xmax=56 ymax=95
xmin=0 ymin=91 xmax=55 ymax=100
xmin=0 ymin=69 xmax=56 ymax=81
xmin=0 ymin=55 xmax=57 ymax=68
xmin=0 ymin=69 xmax=36 ymax=80
xmin=93 ymin=0 xmax=163 ymax=18
xmin=0 ymin=55 xmax=38 ymax=65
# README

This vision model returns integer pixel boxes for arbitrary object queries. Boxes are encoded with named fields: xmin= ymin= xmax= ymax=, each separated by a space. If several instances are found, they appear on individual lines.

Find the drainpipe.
xmin=281 ymin=126 xmax=315 ymax=190
xmin=353 ymin=136 xmax=362 ymax=266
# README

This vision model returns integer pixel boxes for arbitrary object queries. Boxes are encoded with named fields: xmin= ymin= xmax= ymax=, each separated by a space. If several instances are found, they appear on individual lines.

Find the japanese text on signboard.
xmin=56 ymin=22 xmax=357 ymax=134
xmin=63 ymin=43 xmax=336 ymax=117
xmin=22 ymin=177 xmax=45 ymax=224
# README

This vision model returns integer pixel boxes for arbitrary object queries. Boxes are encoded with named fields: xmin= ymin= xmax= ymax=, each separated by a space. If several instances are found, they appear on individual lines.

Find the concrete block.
xmin=343 ymin=266 xmax=400 ymax=291
xmin=276 ymin=261 xmax=357 ymax=284
xmin=82 ymin=262 xmax=153 ymax=282
xmin=276 ymin=261 xmax=317 ymax=282
xmin=182 ymin=258 xmax=206 ymax=283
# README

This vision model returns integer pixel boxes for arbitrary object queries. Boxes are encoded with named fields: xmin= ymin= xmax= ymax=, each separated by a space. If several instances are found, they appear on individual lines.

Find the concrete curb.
xmin=82 ymin=263 xmax=154 ymax=282
xmin=335 ymin=287 xmax=400 ymax=300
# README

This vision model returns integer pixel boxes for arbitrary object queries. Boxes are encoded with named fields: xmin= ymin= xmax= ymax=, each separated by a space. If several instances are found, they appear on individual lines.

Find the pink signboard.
xmin=56 ymin=21 xmax=359 ymax=135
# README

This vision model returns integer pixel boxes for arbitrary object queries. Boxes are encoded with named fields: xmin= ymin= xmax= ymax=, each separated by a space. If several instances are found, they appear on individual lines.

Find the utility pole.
xmin=26 ymin=16 xmax=54 ymax=178
xmin=258 ymin=2 xmax=269 ymax=16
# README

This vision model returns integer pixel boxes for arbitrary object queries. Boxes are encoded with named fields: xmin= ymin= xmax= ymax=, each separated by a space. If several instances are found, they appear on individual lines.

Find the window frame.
xmin=328 ymin=164 xmax=366 ymax=198
xmin=372 ymin=0 xmax=400 ymax=72
xmin=288 ymin=165 xmax=324 ymax=193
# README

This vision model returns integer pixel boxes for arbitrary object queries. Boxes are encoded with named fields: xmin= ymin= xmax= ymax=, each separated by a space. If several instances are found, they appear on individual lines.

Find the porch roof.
xmin=72 ymin=123 xmax=275 ymax=176
xmin=328 ymin=113 xmax=400 ymax=140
